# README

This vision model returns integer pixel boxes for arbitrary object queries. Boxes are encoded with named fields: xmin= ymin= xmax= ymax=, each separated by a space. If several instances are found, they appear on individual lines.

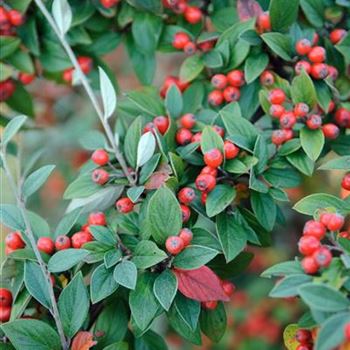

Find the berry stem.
xmin=0 ymin=150 xmax=69 ymax=350
xmin=33 ymin=0 xmax=136 ymax=186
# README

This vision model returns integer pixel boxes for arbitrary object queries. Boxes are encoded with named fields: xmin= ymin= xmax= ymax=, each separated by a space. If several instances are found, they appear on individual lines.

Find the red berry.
xmin=37 ymin=237 xmax=55 ymax=255
xmin=294 ymin=103 xmax=309 ymax=118
xmin=91 ymin=149 xmax=109 ymax=166
xmin=0 ymin=289 xmax=12 ymax=307
xmin=313 ymin=247 xmax=332 ymax=268
xmin=100 ymin=0 xmax=119 ymax=8
xmin=143 ymin=122 xmax=154 ymax=134
xmin=184 ymin=6 xmax=202 ymax=24
xmin=269 ymin=89 xmax=286 ymax=105
xmin=77 ymin=56 xmax=92 ymax=74
xmin=208 ymin=90 xmax=224 ymax=106
xmin=222 ymin=281 xmax=235 ymax=297
xmin=284 ymin=129 xmax=294 ymax=141
xmin=201 ymin=166 xmax=218 ymax=177
xmin=0 ymin=79 xmax=16 ymax=102
xmin=88 ymin=212 xmax=107 ymax=226
xmin=327 ymin=213 xmax=344 ymax=231
xmin=92 ymin=168 xmax=109 ymax=185
xmin=180 ymin=204 xmax=191 ymax=223
xmin=295 ymin=61 xmax=311 ymax=75
xmin=184 ymin=41 xmax=196 ymax=55
xmin=172 ymin=0 xmax=187 ymax=14
xmin=202 ymin=300 xmax=218 ymax=310
xmin=165 ymin=236 xmax=184 ymax=255
xmin=306 ymin=114 xmax=322 ymax=129
xmin=298 ymin=235 xmax=321 ymax=256
xmin=55 ymin=235 xmax=71 ymax=251
xmin=195 ymin=174 xmax=216 ymax=192
xmin=0 ymin=306 xmax=11 ymax=322
xmin=212 ymin=125 xmax=225 ymax=138
xmin=319 ymin=212 xmax=332 ymax=227
xmin=270 ymin=104 xmax=285 ymax=118
xmin=0 ymin=7 xmax=10 ymax=30
xmin=18 ymin=72 xmax=35 ymax=85
xmin=295 ymin=39 xmax=312 ymax=56
xmin=301 ymin=256 xmax=319 ymax=274
xmin=5 ymin=231 xmax=25 ymax=250
xmin=335 ymin=107 xmax=350 ymax=128
xmin=62 ymin=68 xmax=73 ymax=83
xmin=178 ymin=187 xmax=196 ymax=204
xmin=339 ymin=231 xmax=350 ymax=239
xmin=345 ymin=323 xmax=350 ymax=341
xmin=116 ymin=197 xmax=134 ymax=213
xmin=271 ymin=129 xmax=286 ymax=145
xmin=71 ymin=231 xmax=93 ymax=249
xmin=256 ymin=12 xmax=271 ymax=32
xmin=160 ymin=76 xmax=178 ymax=97
xmin=280 ymin=112 xmax=296 ymax=129
xmin=191 ymin=132 xmax=202 ymax=145
xmin=327 ymin=65 xmax=338 ymax=80
xmin=197 ymin=40 xmax=215 ymax=52
xmin=341 ymin=173 xmax=350 ymax=191
xmin=223 ymin=86 xmax=240 ymax=102
xmin=303 ymin=220 xmax=326 ymax=240
xmin=227 ymin=70 xmax=245 ymax=87
xmin=8 ymin=9 xmax=24 ymax=26
xmin=260 ymin=70 xmax=274 ymax=86
xmin=311 ymin=63 xmax=329 ymax=79
xmin=224 ymin=140 xmax=239 ymax=159
xmin=330 ymin=29 xmax=347 ymax=45
xmin=179 ymin=228 xmax=193 ymax=246
xmin=296 ymin=345 xmax=313 ymax=350
xmin=153 ymin=116 xmax=169 ymax=135
xmin=308 ymin=46 xmax=326 ymax=63
xmin=204 ymin=148 xmax=223 ymax=168
xmin=211 ymin=74 xmax=227 ymax=89
xmin=295 ymin=329 xmax=312 ymax=344
xmin=312 ymin=33 xmax=319 ymax=45
xmin=180 ymin=113 xmax=196 ymax=129
xmin=322 ymin=123 xmax=339 ymax=139
xmin=176 ymin=128 xmax=193 ymax=145
xmin=173 ymin=32 xmax=191 ymax=50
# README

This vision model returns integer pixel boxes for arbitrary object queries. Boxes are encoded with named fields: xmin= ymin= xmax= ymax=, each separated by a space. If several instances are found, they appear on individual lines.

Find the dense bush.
xmin=0 ymin=0 xmax=349 ymax=349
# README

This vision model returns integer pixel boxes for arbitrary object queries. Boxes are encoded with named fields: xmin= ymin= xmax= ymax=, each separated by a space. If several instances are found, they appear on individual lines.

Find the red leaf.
xmin=71 ymin=332 xmax=97 ymax=350
xmin=173 ymin=266 xmax=230 ymax=302
xmin=237 ymin=0 xmax=263 ymax=21
xmin=144 ymin=164 xmax=172 ymax=190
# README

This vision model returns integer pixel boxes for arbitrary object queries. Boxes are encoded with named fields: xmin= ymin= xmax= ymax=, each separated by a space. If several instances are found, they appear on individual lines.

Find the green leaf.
xmin=315 ymin=312 xmax=350 ymax=350
xmin=269 ymin=0 xmax=299 ymax=32
xmin=318 ymin=156 xmax=350 ymax=170
xmin=113 ymin=260 xmax=137 ymax=290
xmin=206 ymin=184 xmax=236 ymax=217
xmin=291 ymin=70 xmax=317 ymax=108
xmin=244 ymin=53 xmax=269 ymax=84
xmin=2 ymin=115 xmax=27 ymax=146
xmin=63 ymin=172 xmax=100 ymax=200
xmin=58 ymin=272 xmax=89 ymax=337
xmin=52 ymin=0 xmax=72 ymax=36
xmin=131 ymin=240 xmax=167 ymax=269
xmin=293 ymin=193 xmax=346 ymax=215
xmin=165 ymin=84 xmax=183 ymax=119
xmin=103 ymin=342 xmax=129 ymax=350
xmin=173 ymin=245 xmax=218 ymax=270
xmin=0 ymin=62 xmax=13 ymax=81
xmin=127 ymin=186 xmax=145 ymax=203
xmin=269 ymin=274 xmax=312 ymax=297
xmin=300 ymin=127 xmax=325 ymax=161
xmin=6 ymin=81 xmax=34 ymax=117
xmin=261 ymin=32 xmax=292 ymax=61
xmin=137 ymin=131 xmax=156 ymax=168
xmin=6 ymin=0 xmax=32 ymax=12
xmin=173 ymin=294 xmax=200 ymax=331
xmin=1 ymin=319 xmax=61 ymax=350
xmin=24 ymin=261 xmax=52 ymax=309
xmin=22 ymin=165 xmax=55 ymax=199
xmin=179 ymin=55 xmax=204 ymax=83
xmin=300 ymin=0 xmax=324 ymax=28
xmin=200 ymin=125 xmax=225 ymax=154
xmin=104 ymin=249 xmax=122 ymax=268
xmin=298 ymin=283 xmax=350 ymax=312
xmin=251 ymin=191 xmax=277 ymax=231
xmin=261 ymin=260 xmax=303 ymax=278
xmin=147 ymin=186 xmax=182 ymax=244
xmin=99 ymin=67 xmax=117 ymax=120
xmin=153 ymin=270 xmax=177 ymax=311
xmin=287 ymin=150 xmax=314 ymax=177
xmin=53 ymin=208 xmax=83 ymax=238
xmin=7 ymin=50 xmax=34 ymax=74
xmin=134 ymin=330 xmax=168 ymax=350
xmin=48 ymin=249 xmax=89 ymax=273
xmin=124 ymin=116 xmax=142 ymax=169
xmin=200 ymin=302 xmax=227 ymax=342
xmin=129 ymin=272 xmax=159 ymax=331
xmin=0 ymin=36 xmax=21 ymax=59
xmin=90 ymin=264 xmax=119 ymax=304
xmin=89 ymin=225 xmax=116 ymax=246
xmin=216 ymin=211 xmax=247 ymax=262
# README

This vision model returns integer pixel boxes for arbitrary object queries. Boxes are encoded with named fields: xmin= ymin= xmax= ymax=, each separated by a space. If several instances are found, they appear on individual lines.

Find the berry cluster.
xmin=160 ymin=75 xmax=189 ymax=98
xmin=294 ymin=32 xmax=343 ymax=80
xmin=100 ymin=0 xmax=120 ymax=8
xmin=208 ymin=70 xmax=245 ymax=106
xmin=0 ymin=288 xmax=13 ymax=323
xmin=295 ymin=329 xmax=314 ymax=350
xmin=62 ymin=56 xmax=93 ymax=83
xmin=172 ymin=31 xmax=216 ymax=55
xmin=162 ymin=0 xmax=202 ymax=24
xmin=299 ymin=211 xmax=345 ymax=274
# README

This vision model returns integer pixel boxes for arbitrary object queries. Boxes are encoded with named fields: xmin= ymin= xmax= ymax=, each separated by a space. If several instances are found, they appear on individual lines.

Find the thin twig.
xmin=0 ymin=151 xmax=69 ymax=350
xmin=34 ymin=0 xmax=135 ymax=186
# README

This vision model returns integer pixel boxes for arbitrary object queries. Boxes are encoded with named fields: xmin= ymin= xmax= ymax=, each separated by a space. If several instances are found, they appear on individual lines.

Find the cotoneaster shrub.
xmin=0 ymin=0 xmax=349 ymax=350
